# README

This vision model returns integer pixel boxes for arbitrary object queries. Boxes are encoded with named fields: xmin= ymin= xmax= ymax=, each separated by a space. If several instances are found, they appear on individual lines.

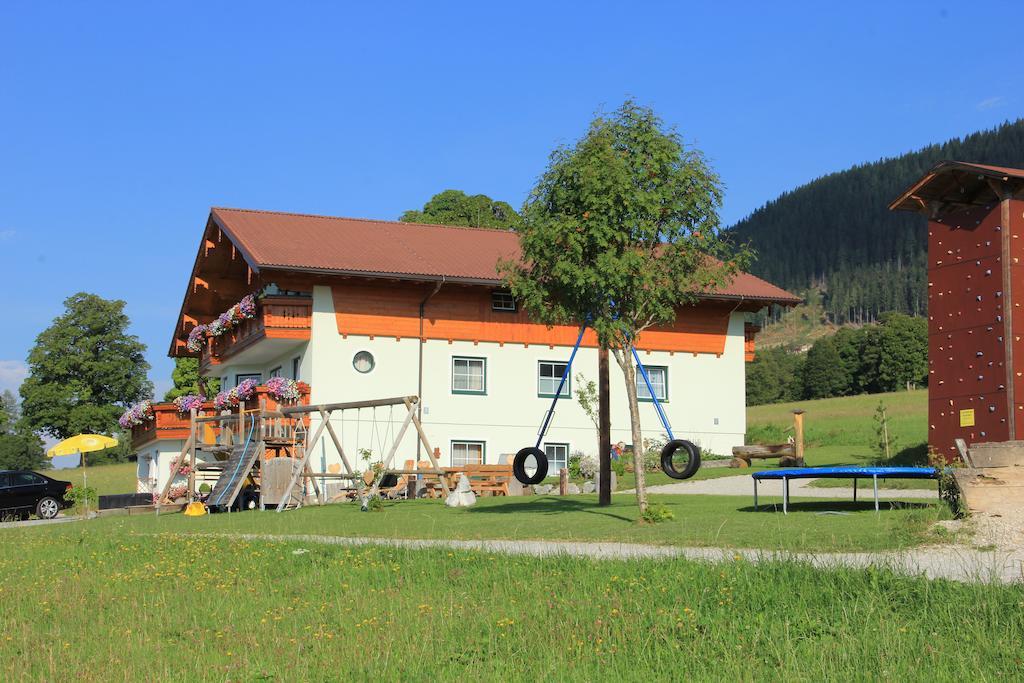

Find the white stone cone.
xmin=445 ymin=473 xmax=477 ymax=508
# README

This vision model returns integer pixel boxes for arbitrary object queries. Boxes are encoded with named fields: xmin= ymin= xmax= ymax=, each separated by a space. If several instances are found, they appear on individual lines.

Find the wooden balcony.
xmin=199 ymin=296 xmax=312 ymax=373
xmin=131 ymin=401 xmax=208 ymax=449
xmin=131 ymin=384 xmax=312 ymax=450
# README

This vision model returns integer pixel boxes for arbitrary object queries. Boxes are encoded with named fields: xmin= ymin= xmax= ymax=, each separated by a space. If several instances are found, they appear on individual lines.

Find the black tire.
xmin=513 ymin=447 xmax=549 ymax=485
xmin=36 ymin=496 xmax=61 ymax=520
xmin=660 ymin=440 xmax=701 ymax=480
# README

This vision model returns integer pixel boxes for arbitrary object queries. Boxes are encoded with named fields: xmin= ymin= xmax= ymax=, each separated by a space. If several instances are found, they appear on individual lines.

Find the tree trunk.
xmin=612 ymin=345 xmax=647 ymax=514
xmin=598 ymin=346 xmax=612 ymax=507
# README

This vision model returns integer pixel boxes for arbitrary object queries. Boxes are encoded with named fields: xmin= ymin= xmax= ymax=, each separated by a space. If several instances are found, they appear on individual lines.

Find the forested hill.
xmin=729 ymin=120 xmax=1024 ymax=324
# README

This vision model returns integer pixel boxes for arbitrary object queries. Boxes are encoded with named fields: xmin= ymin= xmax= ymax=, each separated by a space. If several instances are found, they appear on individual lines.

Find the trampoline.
xmin=752 ymin=466 xmax=940 ymax=513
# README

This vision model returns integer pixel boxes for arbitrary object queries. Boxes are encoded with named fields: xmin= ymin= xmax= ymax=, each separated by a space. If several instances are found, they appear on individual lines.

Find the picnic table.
xmin=752 ymin=466 xmax=940 ymax=514
xmin=421 ymin=463 xmax=514 ymax=498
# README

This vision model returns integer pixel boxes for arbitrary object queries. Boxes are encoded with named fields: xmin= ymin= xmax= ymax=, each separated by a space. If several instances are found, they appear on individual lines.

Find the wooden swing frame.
xmin=276 ymin=395 xmax=450 ymax=511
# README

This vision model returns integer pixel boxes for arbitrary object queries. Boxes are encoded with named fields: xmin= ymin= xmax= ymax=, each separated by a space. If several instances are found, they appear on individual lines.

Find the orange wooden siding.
xmin=332 ymin=282 xmax=731 ymax=354
xmin=743 ymin=323 xmax=759 ymax=362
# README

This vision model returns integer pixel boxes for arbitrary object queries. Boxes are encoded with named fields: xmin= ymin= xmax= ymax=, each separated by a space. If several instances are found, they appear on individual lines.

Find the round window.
xmin=353 ymin=350 xmax=375 ymax=373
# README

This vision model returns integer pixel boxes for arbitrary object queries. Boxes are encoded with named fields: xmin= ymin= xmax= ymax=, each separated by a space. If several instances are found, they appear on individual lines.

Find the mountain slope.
xmin=730 ymin=120 xmax=1024 ymax=323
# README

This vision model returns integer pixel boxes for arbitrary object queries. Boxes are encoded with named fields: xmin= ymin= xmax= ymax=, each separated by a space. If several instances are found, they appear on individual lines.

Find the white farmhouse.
xmin=132 ymin=208 xmax=798 ymax=494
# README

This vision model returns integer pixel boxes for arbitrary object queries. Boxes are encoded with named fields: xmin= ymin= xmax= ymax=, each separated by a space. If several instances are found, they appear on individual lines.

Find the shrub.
xmin=63 ymin=485 xmax=97 ymax=514
xmin=640 ymin=502 xmax=675 ymax=524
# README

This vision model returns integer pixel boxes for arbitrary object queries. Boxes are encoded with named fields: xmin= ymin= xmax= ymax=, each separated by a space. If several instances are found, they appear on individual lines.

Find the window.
xmin=236 ymin=373 xmax=261 ymax=387
xmin=11 ymin=472 xmax=43 ymax=486
xmin=452 ymin=357 xmax=486 ymax=394
xmin=538 ymin=361 xmax=570 ymax=398
xmin=292 ymin=356 xmax=302 ymax=380
xmin=636 ymin=365 xmax=668 ymax=402
xmin=491 ymin=291 xmax=516 ymax=312
xmin=269 ymin=366 xmax=282 ymax=378
xmin=451 ymin=441 xmax=485 ymax=466
xmin=353 ymin=351 xmax=375 ymax=374
xmin=544 ymin=443 xmax=570 ymax=473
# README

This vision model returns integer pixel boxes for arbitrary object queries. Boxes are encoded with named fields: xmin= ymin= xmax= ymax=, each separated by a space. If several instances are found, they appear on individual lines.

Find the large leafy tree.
xmin=0 ymin=391 xmax=45 ymax=470
xmin=503 ymin=100 xmax=747 ymax=512
xmin=164 ymin=357 xmax=219 ymax=401
xmin=401 ymin=189 xmax=521 ymax=229
xmin=20 ymin=293 xmax=152 ymax=441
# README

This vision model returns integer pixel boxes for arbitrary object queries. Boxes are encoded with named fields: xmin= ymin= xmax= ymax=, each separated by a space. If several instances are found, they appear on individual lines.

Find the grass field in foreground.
xmin=86 ymin=494 xmax=952 ymax=552
xmin=1 ymin=528 xmax=1020 ymax=681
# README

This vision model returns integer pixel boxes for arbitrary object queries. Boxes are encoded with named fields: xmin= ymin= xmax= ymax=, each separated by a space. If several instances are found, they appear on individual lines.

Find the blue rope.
xmin=534 ymin=325 xmax=588 ymax=449
xmin=212 ymin=417 xmax=257 ymax=506
xmin=631 ymin=346 xmax=675 ymax=441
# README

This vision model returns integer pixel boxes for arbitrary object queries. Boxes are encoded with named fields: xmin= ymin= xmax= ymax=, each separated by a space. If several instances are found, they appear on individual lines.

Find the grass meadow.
xmin=1 ymin=525 xmax=1020 ymax=681
xmin=47 ymin=461 xmax=138 ymax=496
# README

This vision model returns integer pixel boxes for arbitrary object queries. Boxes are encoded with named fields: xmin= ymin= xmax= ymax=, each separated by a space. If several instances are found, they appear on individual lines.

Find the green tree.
xmin=164 ymin=357 xmax=219 ymax=401
xmin=0 ymin=390 xmax=16 ymax=433
xmin=20 ymin=293 xmax=153 ymax=441
xmin=802 ymin=337 xmax=847 ymax=399
xmin=401 ymin=189 xmax=522 ymax=229
xmin=745 ymin=347 xmax=805 ymax=405
xmin=503 ymin=100 xmax=747 ymax=512
xmin=0 ymin=390 xmax=46 ymax=470
xmin=876 ymin=313 xmax=928 ymax=391
xmin=0 ymin=433 xmax=46 ymax=470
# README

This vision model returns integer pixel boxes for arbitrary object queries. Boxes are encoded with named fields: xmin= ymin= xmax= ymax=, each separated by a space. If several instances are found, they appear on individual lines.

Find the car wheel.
xmin=36 ymin=497 xmax=61 ymax=520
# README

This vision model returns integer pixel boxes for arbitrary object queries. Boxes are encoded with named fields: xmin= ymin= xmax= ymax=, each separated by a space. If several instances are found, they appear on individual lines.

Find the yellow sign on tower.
xmin=959 ymin=409 xmax=975 ymax=427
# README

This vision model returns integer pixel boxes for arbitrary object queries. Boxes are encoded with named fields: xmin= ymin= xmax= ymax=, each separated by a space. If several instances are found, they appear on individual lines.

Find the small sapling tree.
xmin=503 ymin=100 xmax=749 ymax=513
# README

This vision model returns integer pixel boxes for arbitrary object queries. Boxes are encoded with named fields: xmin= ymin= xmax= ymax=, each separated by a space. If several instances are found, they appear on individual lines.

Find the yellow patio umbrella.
xmin=47 ymin=434 xmax=118 ymax=511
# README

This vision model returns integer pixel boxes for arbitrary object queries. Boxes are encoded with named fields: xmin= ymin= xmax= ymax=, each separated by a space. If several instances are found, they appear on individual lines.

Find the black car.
xmin=0 ymin=470 xmax=73 ymax=521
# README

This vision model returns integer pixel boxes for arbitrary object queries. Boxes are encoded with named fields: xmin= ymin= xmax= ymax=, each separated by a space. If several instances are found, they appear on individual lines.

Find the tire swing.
xmin=630 ymin=347 xmax=702 ymax=481
xmin=512 ymin=325 xmax=588 ymax=485
xmin=660 ymin=439 xmax=701 ymax=480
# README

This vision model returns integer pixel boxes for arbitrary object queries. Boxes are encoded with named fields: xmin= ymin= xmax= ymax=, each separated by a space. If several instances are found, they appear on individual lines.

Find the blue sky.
xmin=1 ymin=0 xmax=1023 ymax=400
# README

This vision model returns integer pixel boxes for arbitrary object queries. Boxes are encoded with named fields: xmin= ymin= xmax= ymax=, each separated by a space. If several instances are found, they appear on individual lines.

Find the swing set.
xmin=275 ymin=395 xmax=450 ymax=510
xmin=511 ymin=325 xmax=702 ymax=485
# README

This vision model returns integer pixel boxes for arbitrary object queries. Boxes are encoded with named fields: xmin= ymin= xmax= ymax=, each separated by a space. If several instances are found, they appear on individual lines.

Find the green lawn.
xmin=47 ymin=461 xmax=137 ymax=496
xmin=92 ymin=493 xmax=951 ymax=552
xmin=746 ymin=390 xmax=933 ymax=489
xmin=0 ymin=525 xmax=1019 ymax=680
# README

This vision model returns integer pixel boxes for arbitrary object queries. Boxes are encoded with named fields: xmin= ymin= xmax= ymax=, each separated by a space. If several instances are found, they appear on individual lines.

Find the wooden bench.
xmin=731 ymin=444 xmax=804 ymax=468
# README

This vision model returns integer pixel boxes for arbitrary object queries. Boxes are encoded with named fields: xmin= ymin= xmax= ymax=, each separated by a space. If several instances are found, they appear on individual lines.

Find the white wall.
xmin=203 ymin=285 xmax=747 ymax=471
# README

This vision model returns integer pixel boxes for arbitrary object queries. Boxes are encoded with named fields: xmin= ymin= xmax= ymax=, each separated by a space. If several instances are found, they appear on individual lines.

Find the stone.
xmin=582 ymin=481 xmax=596 ymax=494
xmin=533 ymin=484 xmax=553 ymax=495
xmin=566 ymin=483 xmax=581 ymax=495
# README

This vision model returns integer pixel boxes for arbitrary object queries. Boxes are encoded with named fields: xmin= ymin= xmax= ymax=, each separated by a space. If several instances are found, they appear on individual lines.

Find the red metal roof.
xmin=210 ymin=207 xmax=800 ymax=304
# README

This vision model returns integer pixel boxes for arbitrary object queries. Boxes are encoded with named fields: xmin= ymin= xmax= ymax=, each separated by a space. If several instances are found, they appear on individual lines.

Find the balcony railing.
xmin=131 ymin=384 xmax=312 ymax=450
xmin=199 ymin=296 xmax=312 ymax=372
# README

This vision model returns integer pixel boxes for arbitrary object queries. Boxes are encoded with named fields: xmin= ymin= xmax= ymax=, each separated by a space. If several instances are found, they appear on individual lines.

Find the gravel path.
xmin=214 ymin=532 xmax=1024 ymax=584
xmin=621 ymin=475 xmax=939 ymax=500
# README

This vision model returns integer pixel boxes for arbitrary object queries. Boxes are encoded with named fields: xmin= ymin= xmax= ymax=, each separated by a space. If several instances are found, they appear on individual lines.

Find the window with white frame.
xmin=292 ymin=356 xmax=301 ymax=380
xmin=636 ymin=365 xmax=668 ymax=401
xmin=538 ymin=361 xmax=570 ymax=397
xmin=544 ymin=443 xmax=570 ymax=473
xmin=452 ymin=357 xmax=486 ymax=394
xmin=451 ymin=441 xmax=485 ymax=466
xmin=269 ymin=366 xmax=282 ymax=378
xmin=236 ymin=373 xmax=261 ymax=387
xmin=491 ymin=291 xmax=516 ymax=312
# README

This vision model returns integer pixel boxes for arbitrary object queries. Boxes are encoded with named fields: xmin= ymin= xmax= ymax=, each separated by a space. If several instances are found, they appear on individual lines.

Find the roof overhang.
xmin=889 ymin=160 xmax=1024 ymax=216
